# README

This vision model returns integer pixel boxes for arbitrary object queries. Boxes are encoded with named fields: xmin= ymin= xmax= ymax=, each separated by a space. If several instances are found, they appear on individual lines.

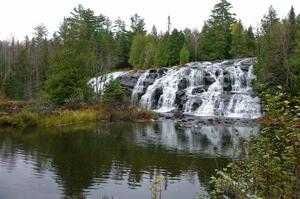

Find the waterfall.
xmin=90 ymin=58 xmax=262 ymax=119
xmin=89 ymin=71 xmax=128 ymax=94
xmin=131 ymin=58 xmax=261 ymax=119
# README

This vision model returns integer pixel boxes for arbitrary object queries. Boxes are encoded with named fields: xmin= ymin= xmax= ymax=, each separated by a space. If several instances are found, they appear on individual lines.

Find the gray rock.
xmin=178 ymin=78 xmax=189 ymax=90
xmin=204 ymin=72 xmax=215 ymax=85
xmin=191 ymin=86 xmax=206 ymax=95
xmin=223 ymin=73 xmax=232 ymax=91
xmin=143 ymin=78 xmax=155 ymax=87
xmin=191 ymin=101 xmax=202 ymax=111
xmin=119 ymin=72 xmax=142 ymax=88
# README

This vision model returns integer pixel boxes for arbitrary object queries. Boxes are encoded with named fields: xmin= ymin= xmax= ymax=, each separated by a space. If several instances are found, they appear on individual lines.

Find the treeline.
xmin=0 ymin=0 xmax=299 ymax=104
xmin=255 ymin=6 xmax=300 ymax=94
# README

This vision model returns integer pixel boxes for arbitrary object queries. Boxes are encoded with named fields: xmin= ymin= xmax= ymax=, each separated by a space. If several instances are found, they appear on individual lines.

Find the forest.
xmin=0 ymin=0 xmax=299 ymax=104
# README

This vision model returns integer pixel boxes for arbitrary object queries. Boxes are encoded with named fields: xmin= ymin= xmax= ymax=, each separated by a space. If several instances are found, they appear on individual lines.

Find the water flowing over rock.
xmin=90 ymin=58 xmax=262 ymax=119
xmin=89 ymin=71 xmax=129 ymax=94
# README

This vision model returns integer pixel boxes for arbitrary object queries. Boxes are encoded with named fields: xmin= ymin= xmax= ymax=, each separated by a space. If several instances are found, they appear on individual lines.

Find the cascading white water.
xmin=89 ymin=71 xmax=128 ymax=94
xmin=131 ymin=71 xmax=150 ymax=104
xmin=140 ymin=67 xmax=185 ymax=112
xmin=132 ymin=58 xmax=261 ymax=119
xmin=90 ymin=58 xmax=262 ymax=119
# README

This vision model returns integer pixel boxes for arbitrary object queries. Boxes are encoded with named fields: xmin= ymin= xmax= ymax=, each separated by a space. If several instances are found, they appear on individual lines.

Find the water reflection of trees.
xmin=0 ymin=122 xmax=258 ymax=198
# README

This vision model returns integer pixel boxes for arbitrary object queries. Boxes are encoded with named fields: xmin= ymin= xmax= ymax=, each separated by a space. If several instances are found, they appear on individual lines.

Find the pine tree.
xmin=180 ymin=44 xmax=190 ymax=65
xmin=143 ymin=35 xmax=157 ymax=68
xmin=198 ymin=0 xmax=236 ymax=60
xmin=245 ymin=26 xmax=256 ymax=57
xmin=44 ymin=48 xmax=92 ymax=105
xmin=129 ymin=33 xmax=146 ymax=68
xmin=15 ymin=48 xmax=31 ymax=98
xmin=260 ymin=6 xmax=279 ymax=33
xmin=155 ymin=32 xmax=170 ymax=67
xmin=230 ymin=21 xmax=247 ymax=57
xmin=288 ymin=6 xmax=296 ymax=53
xmin=168 ymin=29 xmax=185 ymax=66
xmin=33 ymin=24 xmax=49 ymax=91
xmin=130 ymin=14 xmax=146 ymax=35
xmin=2 ymin=72 xmax=17 ymax=99
xmin=287 ymin=38 xmax=300 ymax=94
xmin=114 ymin=18 xmax=131 ymax=68
xmin=255 ymin=7 xmax=297 ymax=92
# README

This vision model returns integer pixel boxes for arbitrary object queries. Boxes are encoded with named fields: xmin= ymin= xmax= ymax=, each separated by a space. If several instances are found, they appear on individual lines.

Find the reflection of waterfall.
xmin=134 ymin=121 xmax=258 ymax=158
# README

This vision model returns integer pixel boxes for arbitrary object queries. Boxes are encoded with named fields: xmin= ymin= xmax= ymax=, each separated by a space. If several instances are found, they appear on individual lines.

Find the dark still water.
xmin=0 ymin=121 xmax=258 ymax=199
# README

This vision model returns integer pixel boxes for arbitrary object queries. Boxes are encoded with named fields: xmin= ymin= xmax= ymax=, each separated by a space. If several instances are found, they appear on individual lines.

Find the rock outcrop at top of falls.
xmin=90 ymin=58 xmax=262 ymax=119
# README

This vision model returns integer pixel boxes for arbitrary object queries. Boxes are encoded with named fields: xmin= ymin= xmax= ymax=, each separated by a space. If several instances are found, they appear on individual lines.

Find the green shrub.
xmin=102 ymin=79 xmax=125 ymax=106
xmin=0 ymin=111 xmax=38 ymax=127
xmin=210 ymin=88 xmax=300 ymax=198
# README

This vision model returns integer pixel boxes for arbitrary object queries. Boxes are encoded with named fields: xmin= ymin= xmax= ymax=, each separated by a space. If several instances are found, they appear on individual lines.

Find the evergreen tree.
xmin=168 ymin=29 xmax=185 ymax=66
xmin=198 ymin=0 xmax=236 ymax=60
xmin=180 ymin=44 xmax=190 ymax=65
xmin=245 ymin=26 xmax=256 ymax=57
xmin=32 ymin=24 xmax=49 ymax=91
xmin=151 ymin=25 xmax=158 ymax=39
xmin=14 ymin=48 xmax=31 ymax=98
xmin=230 ymin=21 xmax=247 ymax=57
xmin=129 ymin=33 xmax=146 ymax=68
xmin=155 ymin=32 xmax=171 ymax=67
xmin=143 ymin=35 xmax=157 ymax=68
xmin=260 ymin=6 xmax=279 ymax=33
xmin=255 ymin=7 xmax=298 ymax=92
xmin=114 ymin=18 xmax=131 ymax=68
xmin=288 ymin=6 xmax=296 ymax=53
xmin=287 ymin=38 xmax=300 ymax=94
xmin=102 ymin=79 xmax=125 ymax=106
xmin=130 ymin=14 xmax=146 ymax=35
xmin=44 ymin=48 xmax=92 ymax=104
xmin=2 ymin=72 xmax=17 ymax=99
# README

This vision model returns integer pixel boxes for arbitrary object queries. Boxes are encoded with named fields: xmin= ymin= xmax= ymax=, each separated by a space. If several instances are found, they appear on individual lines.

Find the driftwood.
xmin=0 ymin=112 xmax=9 ymax=116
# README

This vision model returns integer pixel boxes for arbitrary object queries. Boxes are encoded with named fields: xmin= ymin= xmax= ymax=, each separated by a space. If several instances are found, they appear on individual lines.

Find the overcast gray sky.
xmin=0 ymin=0 xmax=299 ymax=40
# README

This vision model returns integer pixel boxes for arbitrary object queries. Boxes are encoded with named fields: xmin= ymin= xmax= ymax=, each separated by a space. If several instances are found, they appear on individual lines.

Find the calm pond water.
xmin=0 ymin=121 xmax=258 ymax=199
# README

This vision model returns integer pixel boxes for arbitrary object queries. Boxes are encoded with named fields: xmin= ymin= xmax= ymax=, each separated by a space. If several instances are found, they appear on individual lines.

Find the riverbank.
xmin=0 ymin=100 xmax=155 ymax=128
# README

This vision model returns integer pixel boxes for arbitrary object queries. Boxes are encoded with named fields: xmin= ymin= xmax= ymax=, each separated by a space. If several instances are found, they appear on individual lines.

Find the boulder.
xmin=239 ymin=64 xmax=250 ymax=72
xmin=143 ymin=78 xmax=155 ymax=87
xmin=175 ymin=90 xmax=187 ymax=110
xmin=191 ymin=86 xmax=206 ymax=95
xmin=223 ymin=73 xmax=232 ymax=92
xmin=153 ymin=87 xmax=163 ymax=103
xmin=215 ymin=70 xmax=221 ymax=77
xmin=148 ymin=70 xmax=158 ymax=79
xmin=204 ymin=72 xmax=215 ymax=85
xmin=240 ymin=74 xmax=247 ymax=88
xmin=178 ymin=78 xmax=189 ymax=90
xmin=239 ymin=59 xmax=255 ymax=71
xmin=191 ymin=100 xmax=202 ymax=111
xmin=119 ymin=72 xmax=142 ymax=89
xmin=158 ymin=68 xmax=168 ymax=76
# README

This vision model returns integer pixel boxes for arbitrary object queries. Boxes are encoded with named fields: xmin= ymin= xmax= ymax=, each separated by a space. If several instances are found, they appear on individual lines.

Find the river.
xmin=0 ymin=121 xmax=258 ymax=199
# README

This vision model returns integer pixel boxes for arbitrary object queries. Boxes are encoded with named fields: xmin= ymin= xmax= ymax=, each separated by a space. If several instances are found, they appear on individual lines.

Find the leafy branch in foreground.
xmin=210 ymin=86 xmax=300 ymax=199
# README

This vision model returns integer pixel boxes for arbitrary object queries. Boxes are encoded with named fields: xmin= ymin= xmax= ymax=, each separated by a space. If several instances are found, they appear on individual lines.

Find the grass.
xmin=0 ymin=107 xmax=156 ymax=128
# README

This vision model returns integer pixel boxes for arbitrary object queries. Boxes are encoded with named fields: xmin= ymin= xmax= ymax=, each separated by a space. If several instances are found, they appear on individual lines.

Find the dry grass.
xmin=0 ymin=106 xmax=156 ymax=128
